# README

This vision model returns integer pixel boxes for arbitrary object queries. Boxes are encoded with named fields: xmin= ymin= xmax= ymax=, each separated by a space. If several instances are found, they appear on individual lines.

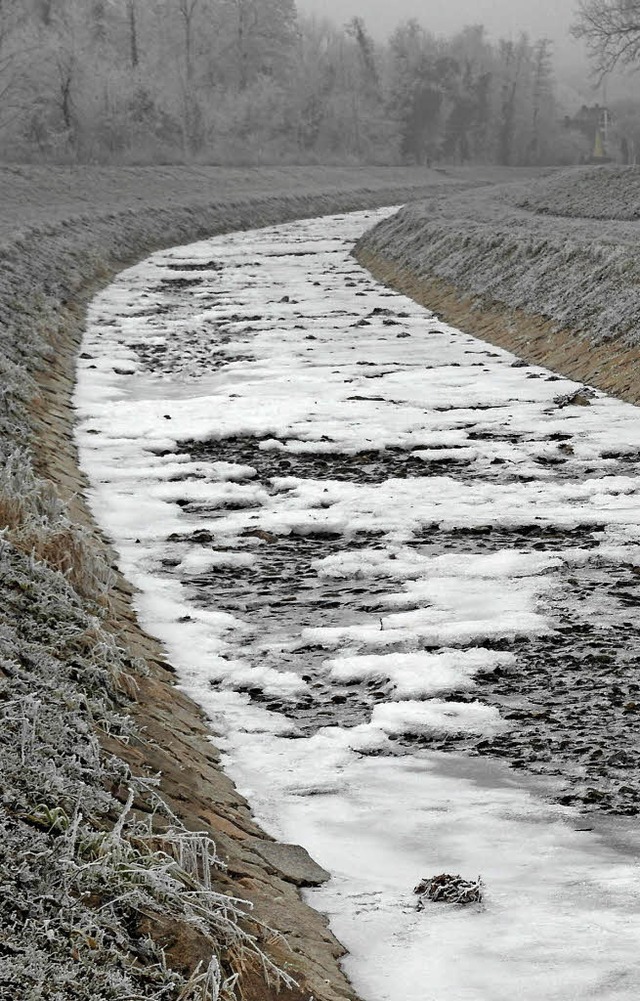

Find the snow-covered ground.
xmin=75 ymin=209 xmax=640 ymax=1000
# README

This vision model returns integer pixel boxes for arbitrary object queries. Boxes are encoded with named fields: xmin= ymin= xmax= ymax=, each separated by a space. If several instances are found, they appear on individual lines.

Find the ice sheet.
xmin=75 ymin=207 xmax=640 ymax=1001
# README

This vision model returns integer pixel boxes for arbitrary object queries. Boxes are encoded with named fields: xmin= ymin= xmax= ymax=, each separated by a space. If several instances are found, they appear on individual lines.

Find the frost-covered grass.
xmin=75 ymin=209 xmax=640 ymax=1000
xmin=0 ymin=540 xmax=288 ymax=1000
xmin=0 ymin=450 xmax=116 ymax=601
xmin=356 ymin=166 xmax=640 ymax=346
xmin=0 ymin=164 xmax=480 ymax=244
xmin=512 ymin=164 xmax=640 ymax=220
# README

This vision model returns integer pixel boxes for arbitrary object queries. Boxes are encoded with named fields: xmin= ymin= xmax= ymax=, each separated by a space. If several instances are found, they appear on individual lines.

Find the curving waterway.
xmin=75 ymin=208 xmax=640 ymax=1001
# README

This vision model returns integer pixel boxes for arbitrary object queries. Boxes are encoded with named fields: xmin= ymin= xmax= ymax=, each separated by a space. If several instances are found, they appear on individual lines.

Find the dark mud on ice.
xmin=109 ymin=217 xmax=640 ymax=822
xmin=165 ymin=431 xmax=640 ymax=817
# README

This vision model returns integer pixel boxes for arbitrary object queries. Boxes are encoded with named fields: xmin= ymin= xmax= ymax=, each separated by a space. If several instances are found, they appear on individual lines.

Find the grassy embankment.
xmin=356 ymin=165 xmax=640 ymax=403
xmin=1 ymin=163 xmax=517 ymax=1001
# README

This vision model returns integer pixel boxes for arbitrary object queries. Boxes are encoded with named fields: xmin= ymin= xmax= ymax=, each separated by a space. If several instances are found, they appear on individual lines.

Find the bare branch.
xmin=573 ymin=0 xmax=640 ymax=78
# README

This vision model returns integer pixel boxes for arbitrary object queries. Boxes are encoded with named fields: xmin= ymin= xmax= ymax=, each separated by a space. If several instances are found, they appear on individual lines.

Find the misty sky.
xmin=296 ymin=0 xmax=583 ymax=55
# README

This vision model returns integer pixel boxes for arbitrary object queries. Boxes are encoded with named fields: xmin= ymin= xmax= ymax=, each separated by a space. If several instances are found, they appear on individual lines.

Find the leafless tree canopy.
xmin=573 ymin=0 xmax=640 ymax=77
xmin=0 ymin=1 xmax=578 ymax=166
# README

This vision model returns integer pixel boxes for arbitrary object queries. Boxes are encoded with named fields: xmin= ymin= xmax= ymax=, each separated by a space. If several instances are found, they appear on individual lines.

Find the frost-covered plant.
xmin=0 ymin=540 xmax=295 ymax=1000
xmin=0 ymin=448 xmax=65 ymax=528
xmin=0 ymin=448 xmax=115 ymax=600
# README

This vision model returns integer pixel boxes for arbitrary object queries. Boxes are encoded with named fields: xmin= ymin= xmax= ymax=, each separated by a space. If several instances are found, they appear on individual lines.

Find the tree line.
xmin=0 ymin=1 xmax=574 ymax=165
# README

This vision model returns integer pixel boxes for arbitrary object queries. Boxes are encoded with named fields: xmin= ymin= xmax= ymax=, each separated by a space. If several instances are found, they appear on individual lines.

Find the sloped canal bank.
xmin=76 ymin=208 xmax=640 ymax=1000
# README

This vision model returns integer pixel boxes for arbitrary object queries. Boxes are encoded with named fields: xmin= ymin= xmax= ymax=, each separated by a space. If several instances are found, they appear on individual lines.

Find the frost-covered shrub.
xmin=0 ymin=450 xmax=115 ymax=600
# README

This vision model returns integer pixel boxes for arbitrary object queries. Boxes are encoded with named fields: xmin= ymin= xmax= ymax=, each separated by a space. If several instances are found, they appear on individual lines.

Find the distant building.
xmin=563 ymin=104 xmax=613 ymax=164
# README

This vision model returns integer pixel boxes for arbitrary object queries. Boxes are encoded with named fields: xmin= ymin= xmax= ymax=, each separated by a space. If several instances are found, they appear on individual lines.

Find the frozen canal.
xmin=75 ymin=209 xmax=640 ymax=1000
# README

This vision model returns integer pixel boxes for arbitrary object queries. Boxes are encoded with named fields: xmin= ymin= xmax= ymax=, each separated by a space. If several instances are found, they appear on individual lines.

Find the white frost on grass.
xmin=75 ymin=207 xmax=640 ymax=1001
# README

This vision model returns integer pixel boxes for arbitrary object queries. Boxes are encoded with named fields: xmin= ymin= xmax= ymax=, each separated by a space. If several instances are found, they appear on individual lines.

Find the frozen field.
xmin=75 ymin=209 xmax=640 ymax=1000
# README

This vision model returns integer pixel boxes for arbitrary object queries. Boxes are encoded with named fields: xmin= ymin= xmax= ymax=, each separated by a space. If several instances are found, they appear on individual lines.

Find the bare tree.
xmin=496 ymin=36 xmax=528 ymax=165
xmin=126 ymin=0 xmax=139 ymax=69
xmin=346 ymin=16 xmax=380 ymax=96
xmin=573 ymin=0 xmax=640 ymax=78
xmin=219 ymin=0 xmax=296 ymax=90
xmin=56 ymin=50 xmax=75 ymax=133
xmin=0 ymin=0 xmax=570 ymax=166
xmin=178 ymin=0 xmax=201 ymax=83
xmin=0 ymin=2 xmax=35 ymax=132
xmin=529 ymin=38 xmax=554 ymax=162
xmin=229 ymin=0 xmax=255 ymax=90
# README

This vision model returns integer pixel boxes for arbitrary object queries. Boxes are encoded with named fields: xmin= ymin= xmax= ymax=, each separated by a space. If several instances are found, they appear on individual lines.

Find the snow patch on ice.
xmin=370 ymin=698 xmax=504 ymax=736
xmin=327 ymin=648 xmax=513 ymax=699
